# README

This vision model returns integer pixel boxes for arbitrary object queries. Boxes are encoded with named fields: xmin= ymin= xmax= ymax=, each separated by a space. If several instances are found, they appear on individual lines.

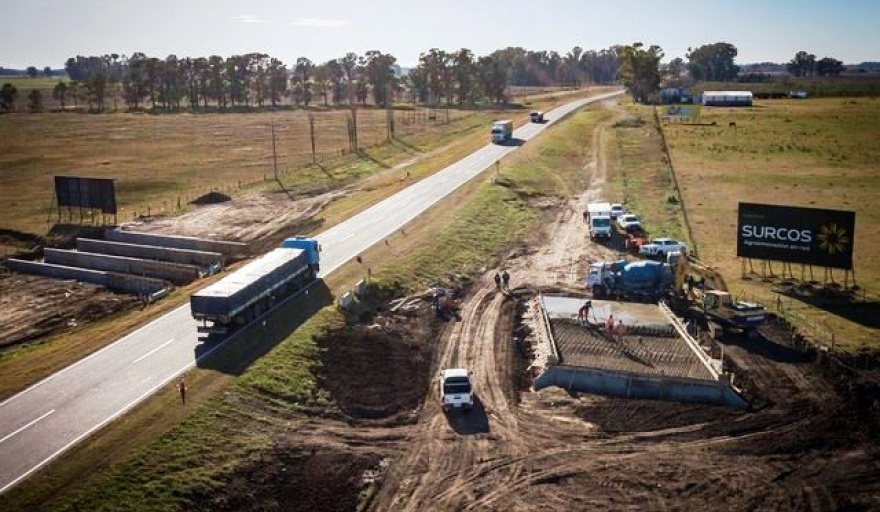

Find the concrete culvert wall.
xmin=44 ymin=249 xmax=200 ymax=285
xmin=77 ymin=238 xmax=224 ymax=269
xmin=105 ymin=229 xmax=250 ymax=259
xmin=6 ymin=259 xmax=110 ymax=287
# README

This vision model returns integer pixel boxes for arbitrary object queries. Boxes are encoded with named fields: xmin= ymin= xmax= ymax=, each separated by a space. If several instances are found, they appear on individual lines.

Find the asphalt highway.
xmin=0 ymin=89 xmax=623 ymax=493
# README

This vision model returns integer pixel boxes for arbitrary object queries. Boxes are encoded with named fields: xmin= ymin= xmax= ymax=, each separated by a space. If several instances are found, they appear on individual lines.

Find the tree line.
xmin=0 ymin=43 xmax=857 ymax=113
xmin=0 ymin=46 xmax=622 ymax=113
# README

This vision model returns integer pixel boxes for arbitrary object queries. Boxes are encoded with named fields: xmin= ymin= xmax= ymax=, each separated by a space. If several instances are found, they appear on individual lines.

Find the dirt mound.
xmin=190 ymin=191 xmax=232 ymax=205
xmin=315 ymin=310 xmax=433 ymax=424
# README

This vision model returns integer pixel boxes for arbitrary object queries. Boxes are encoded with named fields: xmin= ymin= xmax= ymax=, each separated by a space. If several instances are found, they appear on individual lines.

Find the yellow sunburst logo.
xmin=817 ymin=223 xmax=849 ymax=255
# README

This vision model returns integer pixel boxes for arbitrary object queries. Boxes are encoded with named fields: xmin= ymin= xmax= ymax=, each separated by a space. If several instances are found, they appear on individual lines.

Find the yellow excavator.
xmin=670 ymin=253 xmax=767 ymax=338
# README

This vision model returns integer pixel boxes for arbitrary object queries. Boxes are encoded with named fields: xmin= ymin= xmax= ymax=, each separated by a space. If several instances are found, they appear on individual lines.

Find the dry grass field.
xmin=0 ymin=107 xmax=497 ymax=238
xmin=662 ymin=98 xmax=880 ymax=352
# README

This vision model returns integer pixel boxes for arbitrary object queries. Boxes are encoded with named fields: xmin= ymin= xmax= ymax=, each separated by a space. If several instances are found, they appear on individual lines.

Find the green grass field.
xmin=661 ymin=98 xmax=880 ymax=351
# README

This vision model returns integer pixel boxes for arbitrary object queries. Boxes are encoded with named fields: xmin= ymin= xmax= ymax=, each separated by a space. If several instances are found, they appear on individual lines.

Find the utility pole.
xmin=271 ymin=118 xmax=279 ymax=181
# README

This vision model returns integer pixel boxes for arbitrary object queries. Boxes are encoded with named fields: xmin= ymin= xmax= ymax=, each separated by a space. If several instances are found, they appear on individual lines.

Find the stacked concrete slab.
xmin=6 ymin=259 xmax=167 ymax=295
xmin=77 ymin=238 xmax=223 ymax=271
xmin=105 ymin=229 xmax=250 ymax=259
xmin=44 ymin=249 xmax=199 ymax=285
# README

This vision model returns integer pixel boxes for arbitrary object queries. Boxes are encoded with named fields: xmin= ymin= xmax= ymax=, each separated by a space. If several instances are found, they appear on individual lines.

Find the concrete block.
xmin=106 ymin=229 xmax=250 ymax=259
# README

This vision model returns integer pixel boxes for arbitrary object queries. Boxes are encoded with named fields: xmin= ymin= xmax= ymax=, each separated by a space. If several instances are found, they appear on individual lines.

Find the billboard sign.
xmin=737 ymin=203 xmax=855 ymax=269
xmin=54 ymin=176 xmax=117 ymax=214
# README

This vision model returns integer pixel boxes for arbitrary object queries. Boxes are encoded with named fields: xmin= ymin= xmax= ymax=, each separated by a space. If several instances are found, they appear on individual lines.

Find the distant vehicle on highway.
xmin=439 ymin=368 xmax=474 ymax=411
xmin=610 ymin=203 xmax=625 ymax=219
xmin=491 ymin=120 xmax=513 ymax=144
xmin=529 ymin=111 xmax=545 ymax=123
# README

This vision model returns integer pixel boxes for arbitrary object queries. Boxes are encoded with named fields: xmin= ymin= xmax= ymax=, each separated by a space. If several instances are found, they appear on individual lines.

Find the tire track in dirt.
xmin=371 ymin=103 xmax=624 ymax=512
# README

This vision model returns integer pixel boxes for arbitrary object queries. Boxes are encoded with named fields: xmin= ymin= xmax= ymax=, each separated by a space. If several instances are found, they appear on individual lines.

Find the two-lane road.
xmin=0 ymin=90 xmax=623 ymax=493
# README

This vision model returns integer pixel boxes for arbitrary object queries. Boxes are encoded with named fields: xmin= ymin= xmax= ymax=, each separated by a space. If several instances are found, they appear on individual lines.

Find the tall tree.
xmin=312 ymin=63 xmax=331 ymax=106
xmin=787 ymin=51 xmax=817 ymax=77
xmin=362 ymin=51 xmax=397 ymax=106
xmin=28 ymin=89 xmax=43 ymax=112
xmin=26 ymin=66 xmax=38 ymax=79
xmin=687 ymin=42 xmax=739 ymax=81
xmin=618 ymin=42 xmax=663 ymax=102
xmin=816 ymin=57 xmax=845 ymax=77
xmin=53 ymin=81 xmax=68 ymax=110
xmin=267 ymin=58 xmax=288 ymax=107
xmin=122 ymin=53 xmax=148 ymax=110
xmin=477 ymin=55 xmax=507 ymax=104
xmin=43 ymin=66 xmax=53 ymax=77
xmin=293 ymin=57 xmax=314 ymax=106
xmin=452 ymin=48 xmax=476 ymax=104
xmin=326 ymin=59 xmax=346 ymax=105
xmin=0 ymin=83 xmax=18 ymax=112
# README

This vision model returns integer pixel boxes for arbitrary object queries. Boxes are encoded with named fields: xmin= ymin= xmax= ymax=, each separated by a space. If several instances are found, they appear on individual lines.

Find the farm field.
xmin=6 ymin=99 xmax=878 ymax=512
xmin=0 ymin=106 xmax=489 ymax=239
xmin=661 ymin=98 xmax=880 ymax=352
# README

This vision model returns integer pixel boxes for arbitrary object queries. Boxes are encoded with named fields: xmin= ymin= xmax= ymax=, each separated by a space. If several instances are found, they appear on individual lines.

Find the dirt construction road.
xmin=370 ymin=110 xmax=880 ymax=511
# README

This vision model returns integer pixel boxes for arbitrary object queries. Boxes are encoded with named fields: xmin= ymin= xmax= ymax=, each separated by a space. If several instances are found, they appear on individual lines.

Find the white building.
xmin=701 ymin=91 xmax=753 ymax=106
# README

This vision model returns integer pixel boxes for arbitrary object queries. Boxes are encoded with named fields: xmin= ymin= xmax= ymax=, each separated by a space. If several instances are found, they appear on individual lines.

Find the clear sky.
xmin=1 ymin=0 xmax=877 ymax=69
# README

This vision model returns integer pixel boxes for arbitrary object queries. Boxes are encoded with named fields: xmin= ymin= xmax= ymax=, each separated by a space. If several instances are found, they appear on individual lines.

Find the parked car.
xmin=617 ymin=214 xmax=641 ymax=231
xmin=639 ymin=238 xmax=688 ymax=258
xmin=610 ymin=204 xmax=625 ymax=219
xmin=439 ymin=368 xmax=474 ymax=411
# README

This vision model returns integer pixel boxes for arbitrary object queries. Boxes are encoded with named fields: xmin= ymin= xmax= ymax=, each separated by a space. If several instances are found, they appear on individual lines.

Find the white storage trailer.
xmin=191 ymin=241 xmax=318 ymax=334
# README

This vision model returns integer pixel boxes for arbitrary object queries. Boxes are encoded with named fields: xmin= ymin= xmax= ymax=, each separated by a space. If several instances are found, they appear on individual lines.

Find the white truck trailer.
xmin=491 ymin=120 xmax=513 ymax=144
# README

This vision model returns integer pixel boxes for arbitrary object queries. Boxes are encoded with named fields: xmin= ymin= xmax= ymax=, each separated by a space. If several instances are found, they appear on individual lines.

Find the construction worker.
xmin=494 ymin=272 xmax=502 ymax=291
xmin=605 ymin=314 xmax=615 ymax=336
xmin=578 ymin=300 xmax=592 ymax=323
xmin=501 ymin=270 xmax=511 ymax=292
xmin=614 ymin=320 xmax=627 ymax=342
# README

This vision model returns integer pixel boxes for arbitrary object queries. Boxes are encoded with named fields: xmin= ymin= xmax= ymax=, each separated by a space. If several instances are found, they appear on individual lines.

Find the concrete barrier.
xmin=106 ymin=272 xmax=170 ymax=295
xmin=44 ymin=249 xmax=199 ymax=285
xmin=339 ymin=291 xmax=354 ymax=309
xmin=78 ymin=238 xmax=224 ymax=269
xmin=6 ymin=259 xmax=110 ymax=286
xmin=105 ymin=229 xmax=250 ymax=259
xmin=353 ymin=279 xmax=367 ymax=297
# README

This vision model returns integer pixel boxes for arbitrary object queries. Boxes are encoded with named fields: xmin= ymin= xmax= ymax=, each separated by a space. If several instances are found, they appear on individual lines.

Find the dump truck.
xmin=585 ymin=202 xmax=613 ymax=240
xmin=190 ymin=236 xmax=320 ymax=334
xmin=586 ymin=259 xmax=673 ymax=302
xmin=491 ymin=120 xmax=513 ymax=144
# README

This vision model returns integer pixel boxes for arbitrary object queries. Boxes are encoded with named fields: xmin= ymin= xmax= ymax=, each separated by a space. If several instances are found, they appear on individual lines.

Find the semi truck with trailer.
xmin=190 ymin=236 xmax=320 ymax=334
xmin=491 ymin=120 xmax=513 ymax=144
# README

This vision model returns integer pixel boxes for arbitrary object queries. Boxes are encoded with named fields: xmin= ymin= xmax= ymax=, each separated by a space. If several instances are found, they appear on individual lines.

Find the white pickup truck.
xmin=439 ymin=368 xmax=474 ymax=411
xmin=639 ymin=238 xmax=688 ymax=258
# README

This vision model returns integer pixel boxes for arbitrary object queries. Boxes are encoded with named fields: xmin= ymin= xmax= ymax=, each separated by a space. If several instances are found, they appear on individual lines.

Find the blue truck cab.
xmin=281 ymin=236 xmax=321 ymax=274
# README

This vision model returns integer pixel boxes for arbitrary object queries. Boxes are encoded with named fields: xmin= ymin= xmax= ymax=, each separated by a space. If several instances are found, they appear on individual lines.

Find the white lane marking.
xmin=131 ymin=339 xmax=176 ymax=365
xmin=0 ymin=303 xmax=191 ymax=409
xmin=0 ymin=410 xmax=55 ymax=445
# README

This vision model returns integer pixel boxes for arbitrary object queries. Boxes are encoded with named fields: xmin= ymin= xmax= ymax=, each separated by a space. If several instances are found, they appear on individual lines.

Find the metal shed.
xmin=701 ymin=90 xmax=753 ymax=106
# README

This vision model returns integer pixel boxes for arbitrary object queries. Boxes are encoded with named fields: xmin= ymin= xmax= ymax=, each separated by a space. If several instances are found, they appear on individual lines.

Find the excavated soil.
xmin=0 ymin=270 xmax=140 ymax=348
